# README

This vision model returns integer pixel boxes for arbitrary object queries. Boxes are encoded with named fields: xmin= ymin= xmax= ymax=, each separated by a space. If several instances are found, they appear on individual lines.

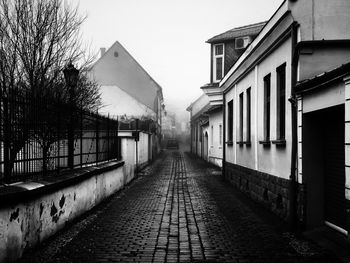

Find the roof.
xmin=295 ymin=62 xmax=350 ymax=93
xmin=90 ymin=41 xmax=163 ymax=112
xmin=206 ymin=21 xmax=267 ymax=44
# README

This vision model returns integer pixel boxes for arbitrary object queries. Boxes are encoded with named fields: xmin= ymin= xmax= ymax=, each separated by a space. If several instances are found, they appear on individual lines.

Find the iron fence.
xmin=0 ymin=93 xmax=120 ymax=184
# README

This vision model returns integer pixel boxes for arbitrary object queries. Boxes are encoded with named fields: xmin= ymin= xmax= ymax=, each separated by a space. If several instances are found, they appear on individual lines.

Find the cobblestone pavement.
xmin=19 ymin=151 xmax=341 ymax=263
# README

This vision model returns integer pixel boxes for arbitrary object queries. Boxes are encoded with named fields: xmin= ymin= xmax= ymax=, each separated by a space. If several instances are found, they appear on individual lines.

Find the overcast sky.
xmin=72 ymin=0 xmax=283 ymax=121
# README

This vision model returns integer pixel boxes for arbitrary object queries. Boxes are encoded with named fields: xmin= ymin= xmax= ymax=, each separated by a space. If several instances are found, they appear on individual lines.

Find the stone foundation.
xmin=224 ymin=162 xmax=305 ymax=224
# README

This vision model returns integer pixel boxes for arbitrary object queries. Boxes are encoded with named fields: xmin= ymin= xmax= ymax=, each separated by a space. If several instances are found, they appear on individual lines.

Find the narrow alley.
xmin=19 ymin=150 xmax=339 ymax=263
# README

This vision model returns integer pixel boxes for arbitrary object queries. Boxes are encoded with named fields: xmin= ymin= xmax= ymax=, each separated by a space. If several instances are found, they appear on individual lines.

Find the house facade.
xmin=188 ymin=22 xmax=265 ymax=167
xmin=90 ymin=41 xmax=163 ymax=128
xmin=89 ymin=41 xmax=164 ymax=169
xmin=219 ymin=0 xmax=350 ymax=235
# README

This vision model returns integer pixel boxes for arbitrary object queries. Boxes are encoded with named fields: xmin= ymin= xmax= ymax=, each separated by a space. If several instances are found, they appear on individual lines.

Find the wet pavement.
xmin=19 ymin=151 xmax=341 ymax=263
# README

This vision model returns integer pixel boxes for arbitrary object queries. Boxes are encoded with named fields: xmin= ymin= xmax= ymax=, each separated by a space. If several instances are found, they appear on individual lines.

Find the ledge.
xmin=271 ymin=139 xmax=286 ymax=146
xmin=259 ymin=140 xmax=271 ymax=146
xmin=0 ymin=160 xmax=125 ymax=208
xmin=236 ymin=141 xmax=245 ymax=147
xmin=226 ymin=141 xmax=234 ymax=146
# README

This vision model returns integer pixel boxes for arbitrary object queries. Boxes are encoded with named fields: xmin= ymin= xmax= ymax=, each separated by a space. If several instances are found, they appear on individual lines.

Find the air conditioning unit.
xmin=235 ymin=36 xmax=251 ymax=50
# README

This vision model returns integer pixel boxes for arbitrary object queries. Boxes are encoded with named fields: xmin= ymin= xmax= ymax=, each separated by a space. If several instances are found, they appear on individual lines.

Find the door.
xmin=323 ymin=105 xmax=346 ymax=230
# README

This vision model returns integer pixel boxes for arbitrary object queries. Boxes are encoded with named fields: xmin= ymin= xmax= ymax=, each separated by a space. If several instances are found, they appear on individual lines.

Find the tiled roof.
xmin=206 ymin=21 xmax=267 ymax=44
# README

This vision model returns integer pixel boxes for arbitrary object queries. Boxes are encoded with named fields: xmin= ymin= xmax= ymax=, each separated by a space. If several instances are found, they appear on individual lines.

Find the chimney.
xmin=100 ymin=47 xmax=106 ymax=57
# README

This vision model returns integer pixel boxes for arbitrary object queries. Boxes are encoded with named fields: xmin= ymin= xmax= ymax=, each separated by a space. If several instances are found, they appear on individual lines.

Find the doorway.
xmin=303 ymin=105 xmax=346 ymax=232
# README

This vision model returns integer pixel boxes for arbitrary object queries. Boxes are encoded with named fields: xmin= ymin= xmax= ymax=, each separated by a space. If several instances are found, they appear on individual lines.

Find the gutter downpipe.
xmin=223 ymin=95 xmax=226 ymax=181
xmin=289 ymin=21 xmax=299 ymax=232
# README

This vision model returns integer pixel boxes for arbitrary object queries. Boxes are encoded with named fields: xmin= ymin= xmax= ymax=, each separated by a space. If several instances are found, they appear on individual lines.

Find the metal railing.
xmin=0 ymin=93 xmax=120 ymax=184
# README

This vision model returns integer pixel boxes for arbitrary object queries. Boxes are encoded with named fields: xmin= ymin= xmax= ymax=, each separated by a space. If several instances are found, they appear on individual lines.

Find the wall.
xmin=0 ymin=163 xmax=125 ymax=262
xmin=91 ymin=41 xmax=160 ymax=112
xmin=99 ymin=85 xmax=156 ymax=119
xmin=289 ymin=0 xmax=350 ymax=41
xmin=208 ymin=110 xmax=223 ymax=167
xmin=138 ymin=132 xmax=150 ymax=168
xmin=224 ymin=37 xmax=292 ymax=179
xmin=121 ymin=131 xmax=151 ymax=174
xmin=298 ymin=47 xmax=350 ymax=83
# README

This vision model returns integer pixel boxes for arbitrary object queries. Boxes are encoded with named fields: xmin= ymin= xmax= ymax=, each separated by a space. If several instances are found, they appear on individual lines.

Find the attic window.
xmin=235 ymin=36 xmax=251 ymax=50
xmin=213 ymin=43 xmax=224 ymax=82
xmin=114 ymin=51 xmax=119 ymax=57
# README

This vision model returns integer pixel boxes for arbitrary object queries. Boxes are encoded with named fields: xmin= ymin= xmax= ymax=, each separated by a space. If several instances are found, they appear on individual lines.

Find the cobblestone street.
xmin=19 ymin=151 xmax=340 ymax=263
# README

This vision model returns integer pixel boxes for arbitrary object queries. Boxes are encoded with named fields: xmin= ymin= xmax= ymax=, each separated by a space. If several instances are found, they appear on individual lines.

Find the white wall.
xmin=224 ymin=37 xmax=292 ymax=180
xmin=0 ymin=164 xmax=125 ymax=262
xmin=99 ymin=85 xmax=156 ymax=119
xmin=208 ymin=110 xmax=223 ymax=167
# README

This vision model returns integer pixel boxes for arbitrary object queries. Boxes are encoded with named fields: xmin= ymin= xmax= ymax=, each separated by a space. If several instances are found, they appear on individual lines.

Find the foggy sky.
xmin=72 ymin=0 xmax=283 ymax=121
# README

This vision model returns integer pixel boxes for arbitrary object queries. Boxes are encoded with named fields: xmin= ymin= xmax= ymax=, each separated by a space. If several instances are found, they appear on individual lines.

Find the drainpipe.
xmin=289 ymin=22 xmax=299 ymax=232
xmin=222 ymin=95 xmax=226 ymax=180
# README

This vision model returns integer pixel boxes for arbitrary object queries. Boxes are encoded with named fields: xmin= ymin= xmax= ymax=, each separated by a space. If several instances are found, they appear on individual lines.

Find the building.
xmin=90 ymin=41 xmax=164 ymax=171
xmin=218 ymin=0 xmax=350 ymax=235
xmin=161 ymin=111 xmax=176 ymax=140
xmin=187 ymin=22 xmax=265 ymax=167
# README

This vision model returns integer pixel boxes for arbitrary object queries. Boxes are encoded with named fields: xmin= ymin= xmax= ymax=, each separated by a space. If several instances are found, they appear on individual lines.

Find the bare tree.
xmin=0 ymin=0 xmax=101 ymax=178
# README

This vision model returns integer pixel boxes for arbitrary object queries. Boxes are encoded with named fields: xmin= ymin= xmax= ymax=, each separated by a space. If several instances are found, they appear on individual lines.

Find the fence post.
xmin=80 ymin=106 xmax=83 ymax=167
xmin=57 ymin=103 xmax=61 ymax=174
xmin=107 ymin=114 xmax=110 ymax=160
xmin=96 ymin=113 xmax=99 ymax=165
xmin=3 ymin=97 xmax=10 ymax=183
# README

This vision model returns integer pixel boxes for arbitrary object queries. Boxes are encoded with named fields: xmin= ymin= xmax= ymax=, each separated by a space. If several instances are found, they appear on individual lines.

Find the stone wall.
xmin=224 ymin=162 xmax=305 ymax=223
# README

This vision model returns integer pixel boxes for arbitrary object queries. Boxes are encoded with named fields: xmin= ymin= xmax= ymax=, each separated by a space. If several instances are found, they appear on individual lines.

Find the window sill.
xmin=236 ymin=141 xmax=245 ymax=147
xmin=271 ymin=139 xmax=286 ymax=146
xmin=226 ymin=141 xmax=233 ymax=146
xmin=259 ymin=140 xmax=271 ymax=146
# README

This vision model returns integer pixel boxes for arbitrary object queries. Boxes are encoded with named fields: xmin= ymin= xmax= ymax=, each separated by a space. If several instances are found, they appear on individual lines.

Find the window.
xmin=263 ymin=74 xmax=271 ymax=141
xmin=227 ymin=100 xmax=233 ymax=142
xmin=239 ymin=92 xmax=244 ymax=142
xmin=213 ymin=44 xmax=224 ymax=82
xmin=276 ymin=64 xmax=286 ymax=140
xmin=211 ymin=125 xmax=214 ymax=146
xmin=246 ymin=88 xmax=251 ymax=143
xmin=219 ymin=124 xmax=222 ymax=146
xmin=235 ymin=36 xmax=251 ymax=49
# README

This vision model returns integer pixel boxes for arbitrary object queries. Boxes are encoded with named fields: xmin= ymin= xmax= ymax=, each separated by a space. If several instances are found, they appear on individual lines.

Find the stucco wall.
xmin=121 ymin=131 xmax=150 ymax=175
xmin=0 ymin=164 xmax=125 ymax=262
xmin=289 ymin=0 xmax=350 ymax=41
xmin=208 ymin=110 xmax=223 ymax=167
xmin=224 ymin=37 xmax=292 ymax=180
xmin=256 ymin=39 xmax=292 ymax=180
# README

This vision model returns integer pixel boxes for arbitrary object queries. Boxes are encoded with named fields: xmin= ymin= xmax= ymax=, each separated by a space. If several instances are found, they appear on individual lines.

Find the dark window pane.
xmin=277 ymin=64 xmax=286 ymax=140
xmin=215 ymin=44 xmax=223 ymax=55
xmin=228 ymin=100 xmax=233 ymax=141
xmin=246 ymin=88 xmax=251 ymax=142
xmin=216 ymin=57 xmax=223 ymax=80
xmin=239 ymin=93 xmax=244 ymax=142
xmin=264 ymin=74 xmax=271 ymax=141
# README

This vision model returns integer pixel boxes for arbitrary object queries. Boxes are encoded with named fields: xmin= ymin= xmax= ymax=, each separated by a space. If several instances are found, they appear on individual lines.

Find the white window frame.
xmin=213 ymin=43 xmax=224 ymax=82
xmin=235 ymin=36 xmax=251 ymax=50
